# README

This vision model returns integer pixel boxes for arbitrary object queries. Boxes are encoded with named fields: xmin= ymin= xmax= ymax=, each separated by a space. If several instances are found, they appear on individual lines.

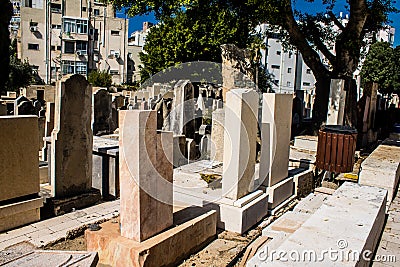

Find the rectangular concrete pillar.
xmin=222 ymin=89 xmax=259 ymax=200
xmin=50 ymin=74 xmax=93 ymax=198
xmin=119 ymin=110 xmax=173 ymax=242
xmin=259 ymin=93 xmax=293 ymax=187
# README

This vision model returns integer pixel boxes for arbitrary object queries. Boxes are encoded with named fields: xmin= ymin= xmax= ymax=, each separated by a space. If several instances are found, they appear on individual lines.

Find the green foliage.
xmin=360 ymin=42 xmax=400 ymax=94
xmin=88 ymin=70 xmax=113 ymax=88
xmin=5 ymin=39 xmax=34 ymax=92
xmin=138 ymin=3 xmax=251 ymax=82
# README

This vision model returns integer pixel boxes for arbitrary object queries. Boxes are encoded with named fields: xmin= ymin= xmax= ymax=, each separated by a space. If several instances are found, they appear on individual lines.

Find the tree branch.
xmin=327 ymin=11 xmax=345 ymax=31
xmin=278 ymin=0 xmax=331 ymax=80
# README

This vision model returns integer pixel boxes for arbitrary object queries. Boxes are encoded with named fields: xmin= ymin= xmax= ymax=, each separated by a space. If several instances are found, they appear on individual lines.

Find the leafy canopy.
xmin=5 ymin=39 xmax=35 ymax=92
xmin=360 ymin=42 xmax=400 ymax=94
xmin=138 ymin=2 xmax=252 ymax=81
xmin=88 ymin=70 xmax=113 ymax=88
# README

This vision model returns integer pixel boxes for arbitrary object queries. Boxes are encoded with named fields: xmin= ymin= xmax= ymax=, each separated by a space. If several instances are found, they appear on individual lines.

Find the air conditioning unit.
xmin=30 ymin=26 xmax=38 ymax=32
xmin=76 ymin=50 xmax=87 ymax=56
xmin=93 ymin=54 xmax=99 ymax=62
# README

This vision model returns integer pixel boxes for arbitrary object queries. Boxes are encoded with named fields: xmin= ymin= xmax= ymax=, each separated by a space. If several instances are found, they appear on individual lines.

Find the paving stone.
xmin=65 ymin=210 xmax=89 ymax=220
xmin=0 ymin=235 xmax=30 ymax=251
xmin=24 ymin=228 xmax=54 ymax=240
xmin=76 ymin=213 xmax=103 ymax=223
xmin=48 ymin=219 xmax=82 ymax=233
xmin=0 ymin=225 xmax=37 ymax=241
xmin=30 ymin=216 xmax=70 ymax=230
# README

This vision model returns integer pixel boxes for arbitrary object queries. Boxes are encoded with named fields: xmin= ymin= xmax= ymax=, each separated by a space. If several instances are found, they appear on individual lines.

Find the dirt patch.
xmin=45 ymin=235 xmax=86 ymax=251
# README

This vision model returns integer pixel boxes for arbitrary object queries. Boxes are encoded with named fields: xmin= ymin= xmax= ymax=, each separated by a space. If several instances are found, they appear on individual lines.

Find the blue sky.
xmin=118 ymin=0 xmax=400 ymax=46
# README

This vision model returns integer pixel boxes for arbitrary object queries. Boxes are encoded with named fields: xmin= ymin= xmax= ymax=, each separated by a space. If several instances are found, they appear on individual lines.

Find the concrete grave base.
xmin=43 ymin=189 xmax=101 ymax=216
xmin=217 ymin=191 xmax=268 ymax=234
xmin=85 ymin=208 xmax=217 ymax=267
xmin=293 ymin=135 xmax=318 ymax=152
xmin=0 ymin=197 xmax=43 ymax=232
xmin=264 ymin=176 xmax=295 ymax=210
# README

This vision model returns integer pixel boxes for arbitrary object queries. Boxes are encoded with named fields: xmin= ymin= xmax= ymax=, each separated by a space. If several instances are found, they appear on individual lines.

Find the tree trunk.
xmin=312 ymin=76 xmax=331 ymax=131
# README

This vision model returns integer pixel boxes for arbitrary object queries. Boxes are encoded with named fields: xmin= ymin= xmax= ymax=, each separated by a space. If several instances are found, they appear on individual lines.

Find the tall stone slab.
xmin=0 ymin=116 xmax=42 ymax=231
xmin=93 ymin=88 xmax=114 ymax=135
xmin=210 ymin=108 xmax=225 ymax=162
xmin=222 ymin=89 xmax=259 ymax=200
xmin=169 ymin=80 xmax=195 ymax=139
xmin=260 ymin=93 xmax=293 ymax=187
xmin=0 ymin=116 xmax=40 ymax=201
xmin=50 ymin=74 xmax=93 ymax=198
xmin=326 ymin=79 xmax=346 ymax=125
xmin=119 ymin=110 xmax=173 ymax=242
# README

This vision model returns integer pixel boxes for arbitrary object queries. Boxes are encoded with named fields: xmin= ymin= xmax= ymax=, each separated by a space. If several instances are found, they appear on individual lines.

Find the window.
xmin=271 ymin=65 xmax=280 ymax=69
xmin=76 ymin=19 xmax=88 ymax=34
xmin=50 ymin=3 xmax=61 ymax=13
xmin=287 ymin=68 xmax=292 ymax=73
xmin=274 ymin=80 xmax=279 ymax=84
xmin=276 ymin=51 xmax=281 ymax=55
xmin=94 ymin=9 xmax=100 ymax=16
xmin=64 ymin=41 xmax=75 ymax=54
xmin=76 ymin=62 xmax=87 ymax=75
xmin=287 ymin=81 xmax=291 ymax=87
xmin=62 ymin=61 xmax=75 ymax=75
xmin=63 ymin=18 xmax=88 ymax=34
xmin=76 ymin=41 xmax=87 ymax=51
xmin=306 ymin=69 xmax=311 ymax=74
xmin=63 ymin=18 xmax=76 ymax=33
xmin=51 ymin=45 xmax=55 ymax=51
xmin=303 ymin=82 xmax=311 ymax=86
xmin=288 ymin=52 xmax=292 ymax=58
xmin=111 ymin=30 xmax=120 ymax=36
xmin=82 ymin=7 xmax=87 ymax=12
xmin=62 ymin=61 xmax=87 ymax=75
xmin=52 ymin=24 xmax=61 ymax=29
xmin=57 ymin=45 xmax=62 ymax=51
xmin=28 ymin=43 xmax=39 ymax=50
xmin=110 ymin=70 xmax=119 ymax=75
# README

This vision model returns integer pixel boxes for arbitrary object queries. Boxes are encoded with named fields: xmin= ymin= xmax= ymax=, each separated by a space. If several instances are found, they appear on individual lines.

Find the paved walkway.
xmin=373 ymin=189 xmax=400 ymax=266
xmin=0 ymin=199 xmax=120 ymax=250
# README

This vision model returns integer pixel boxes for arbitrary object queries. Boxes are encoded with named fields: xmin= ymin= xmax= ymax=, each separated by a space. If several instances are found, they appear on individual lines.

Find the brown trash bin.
xmin=316 ymin=125 xmax=357 ymax=173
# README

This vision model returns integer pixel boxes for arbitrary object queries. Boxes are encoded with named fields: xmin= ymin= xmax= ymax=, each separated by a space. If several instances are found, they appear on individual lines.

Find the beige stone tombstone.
xmin=50 ymin=74 xmax=93 ymax=198
xmin=169 ymin=80 xmax=195 ymax=139
xmin=0 ymin=116 xmax=42 ymax=231
xmin=210 ymin=108 xmax=225 ymax=162
xmin=259 ymin=93 xmax=293 ymax=187
xmin=119 ymin=110 xmax=173 ymax=242
xmin=222 ymin=89 xmax=259 ymax=200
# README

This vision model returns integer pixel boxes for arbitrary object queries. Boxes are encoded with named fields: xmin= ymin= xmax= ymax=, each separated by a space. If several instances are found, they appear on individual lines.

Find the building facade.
xmin=18 ymin=0 xmax=128 ymax=85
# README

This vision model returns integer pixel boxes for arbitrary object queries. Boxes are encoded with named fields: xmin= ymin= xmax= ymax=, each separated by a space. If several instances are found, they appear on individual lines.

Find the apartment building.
xmin=9 ymin=0 xmax=21 ymax=39
xmin=18 ymin=0 xmax=128 ymax=85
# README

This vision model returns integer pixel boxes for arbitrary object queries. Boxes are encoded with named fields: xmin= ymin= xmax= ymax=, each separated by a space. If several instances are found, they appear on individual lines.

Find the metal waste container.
xmin=316 ymin=125 xmax=357 ymax=173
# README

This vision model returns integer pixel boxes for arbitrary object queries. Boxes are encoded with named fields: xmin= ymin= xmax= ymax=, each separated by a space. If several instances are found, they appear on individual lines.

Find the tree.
xmin=107 ymin=0 xmax=397 ymax=128
xmin=0 ymin=0 xmax=13 ymax=93
xmin=5 ymin=39 xmax=35 ymax=92
xmin=360 ymin=42 xmax=399 ymax=94
xmin=138 ymin=2 xmax=252 ymax=82
xmin=88 ymin=70 xmax=113 ymax=88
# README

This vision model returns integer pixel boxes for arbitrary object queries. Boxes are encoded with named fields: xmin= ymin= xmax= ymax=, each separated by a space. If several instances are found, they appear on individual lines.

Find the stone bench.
xmin=247 ymin=182 xmax=387 ymax=266
xmin=359 ymin=142 xmax=400 ymax=210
